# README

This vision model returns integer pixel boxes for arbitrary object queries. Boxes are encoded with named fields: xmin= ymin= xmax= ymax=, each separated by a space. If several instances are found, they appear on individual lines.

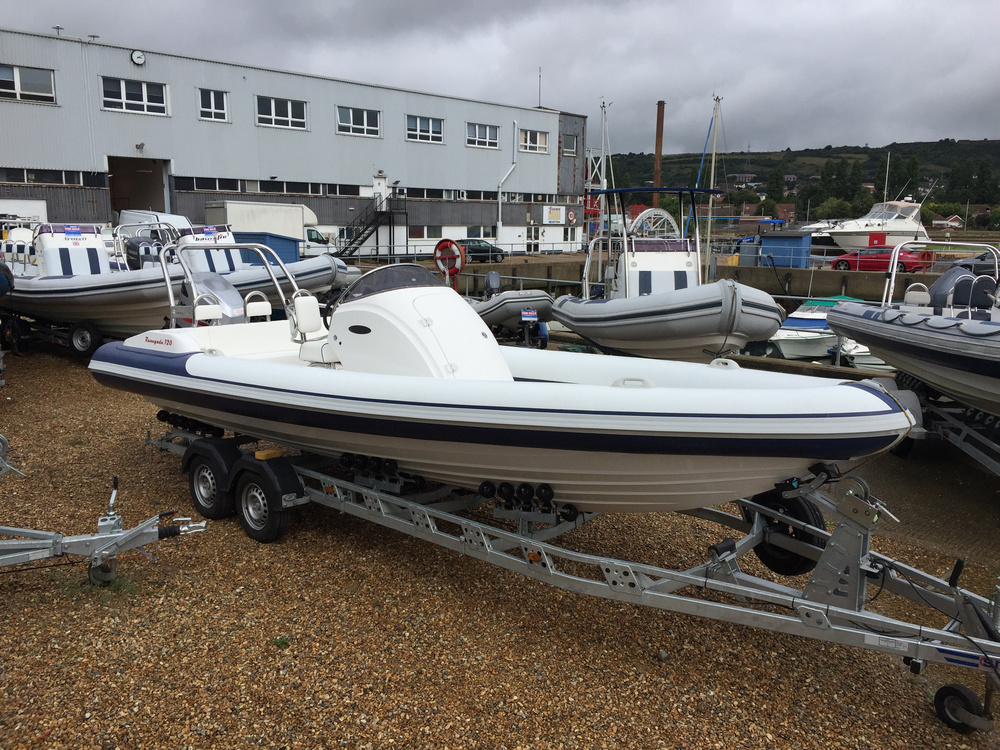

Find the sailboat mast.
xmin=883 ymin=151 xmax=890 ymax=204
xmin=704 ymin=96 xmax=721 ymax=284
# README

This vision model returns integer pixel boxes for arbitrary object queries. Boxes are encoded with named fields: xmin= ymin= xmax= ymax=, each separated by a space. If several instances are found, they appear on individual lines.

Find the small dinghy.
xmin=91 ymin=264 xmax=914 ymax=514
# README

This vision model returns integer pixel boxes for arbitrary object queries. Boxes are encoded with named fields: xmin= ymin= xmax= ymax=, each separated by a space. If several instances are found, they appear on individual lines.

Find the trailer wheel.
xmin=889 ymin=436 xmax=914 ymax=457
xmin=188 ymin=455 xmax=234 ymax=519
xmin=934 ymin=684 xmax=983 ymax=734
xmin=2 ymin=317 xmax=29 ymax=353
xmin=69 ymin=322 xmax=102 ymax=357
xmin=235 ymin=470 xmax=289 ymax=542
xmin=742 ymin=490 xmax=825 ymax=576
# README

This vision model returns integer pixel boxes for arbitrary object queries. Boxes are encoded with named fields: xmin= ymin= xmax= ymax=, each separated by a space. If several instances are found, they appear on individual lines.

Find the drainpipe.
xmin=497 ymin=121 xmax=517 ymax=245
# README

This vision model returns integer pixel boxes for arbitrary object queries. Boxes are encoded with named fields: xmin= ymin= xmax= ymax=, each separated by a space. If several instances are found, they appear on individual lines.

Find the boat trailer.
xmin=0 ymin=436 xmax=206 ymax=585
xmin=149 ymin=423 xmax=1000 ymax=735
xmin=894 ymin=372 xmax=1000 ymax=478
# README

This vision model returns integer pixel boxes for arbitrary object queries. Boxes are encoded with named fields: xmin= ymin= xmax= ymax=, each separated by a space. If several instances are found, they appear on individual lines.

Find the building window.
xmin=102 ymin=77 xmax=166 ymax=114
xmin=406 ymin=115 xmax=443 ymax=143
xmin=1 ymin=168 xmax=84 ymax=185
xmin=337 ymin=106 xmax=380 ymax=137
xmin=0 ymin=64 xmax=55 ymax=103
xmin=199 ymin=89 xmax=228 ymax=121
xmin=466 ymin=226 xmax=497 ymax=239
xmin=562 ymin=134 xmax=578 ymax=156
xmin=408 ymin=226 xmax=425 ymax=239
xmin=519 ymin=129 xmax=548 ymax=153
xmin=257 ymin=96 xmax=306 ymax=129
xmin=467 ymin=123 xmax=499 ymax=149
xmin=563 ymin=227 xmax=577 ymax=242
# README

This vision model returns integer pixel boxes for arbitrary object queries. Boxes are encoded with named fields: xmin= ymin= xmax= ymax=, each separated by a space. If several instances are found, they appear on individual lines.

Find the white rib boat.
xmin=90 ymin=264 xmax=914 ymax=514
xmin=0 ymin=223 xmax=355 ymax=351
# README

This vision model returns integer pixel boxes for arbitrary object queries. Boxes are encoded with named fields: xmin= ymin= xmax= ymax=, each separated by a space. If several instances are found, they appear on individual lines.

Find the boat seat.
xmin=902 ymin=287 xmax=931 ymax=307
xmin=2 ymin=240 xmax=33 ymax=265
xmin=970 ymin=275 xmax=997 ymax=310
xmin=186 ymin=247 xmax=247 ymax=274
xmin=292 ymin=294 xmax=339 ymax=365
xmin=40 ymin=245 xmax=111 ymax=276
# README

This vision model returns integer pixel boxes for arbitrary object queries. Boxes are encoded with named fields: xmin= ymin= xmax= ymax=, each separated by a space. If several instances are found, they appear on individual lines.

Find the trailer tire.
xmin=889 ymin=436 xmax=914 ymax=457
xmin=2 ymin=317 xmax=29 ymax=353
xmin=188 ymin=455 xmax=234 ymax=519
xmin=69 ymin=322 xmax=102 ymax=357
xmin=934 ymin=683 xmax=983 ymax=734
xmin=235 ymin=470 xmax=289 ymax=542
xmin=743 ymin=490 xmax=825 ymax=576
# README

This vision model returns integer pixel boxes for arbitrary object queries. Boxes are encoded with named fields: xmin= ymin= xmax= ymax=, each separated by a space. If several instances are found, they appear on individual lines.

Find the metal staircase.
xmin=334 ymin=194 xmax=408 ymax=256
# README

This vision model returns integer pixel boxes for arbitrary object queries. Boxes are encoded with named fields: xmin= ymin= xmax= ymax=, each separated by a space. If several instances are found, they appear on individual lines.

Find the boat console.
xmin=326 ymin=264 xmax=513 ymax=380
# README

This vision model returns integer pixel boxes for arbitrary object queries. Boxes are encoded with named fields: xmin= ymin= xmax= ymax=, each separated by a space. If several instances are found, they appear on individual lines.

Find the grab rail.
xmin=158 ymin=242 xmax=303 ymax=328
xmin=883 ymin=240 xmax=1000 ymax=307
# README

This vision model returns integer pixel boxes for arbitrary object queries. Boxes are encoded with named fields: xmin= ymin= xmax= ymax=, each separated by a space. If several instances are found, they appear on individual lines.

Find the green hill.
xmin=613 ymin=139 xmax=1000 ymax=197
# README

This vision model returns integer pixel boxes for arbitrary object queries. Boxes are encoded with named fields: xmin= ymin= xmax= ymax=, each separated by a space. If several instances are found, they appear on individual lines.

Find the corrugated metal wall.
xmin=0 ymin=184 xmax=111 ymax=222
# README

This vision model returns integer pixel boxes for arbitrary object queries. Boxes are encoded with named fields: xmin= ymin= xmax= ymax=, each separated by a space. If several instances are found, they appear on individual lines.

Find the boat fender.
xmin=180 ymin=437 xmax=245 ymax=489
xmin=228 ymin=453 xmax=304 ymax=507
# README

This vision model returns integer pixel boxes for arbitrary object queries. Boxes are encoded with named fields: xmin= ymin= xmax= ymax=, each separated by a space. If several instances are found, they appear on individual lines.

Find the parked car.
xmin=830 ymin=246 xmax=932 ymax=273
xmin=459 ymin=238 xmax=505 ymax=263
xmin=951 ymin=251 xmax=1000 ymax=277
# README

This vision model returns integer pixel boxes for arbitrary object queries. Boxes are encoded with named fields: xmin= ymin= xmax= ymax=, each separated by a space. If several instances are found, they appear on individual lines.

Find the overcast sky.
xmin=4 ymin=0 xmax=998 ymax=157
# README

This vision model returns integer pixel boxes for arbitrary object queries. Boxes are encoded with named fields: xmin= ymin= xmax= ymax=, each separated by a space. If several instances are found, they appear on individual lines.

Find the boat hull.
xmin=471 ymin=289 xmax=553 ymax=330
xmin=827 ymin=301 xmax=1000 ymax=415
xmin=90 ymin=325 xmax=912 ymax=513
xmin=552 ymin=279 xmax=784 ymax=362
xmin=3 ymin=255 xmax=349 ymax=338
xmin=825 ymin=228 xmax=930 ymax=251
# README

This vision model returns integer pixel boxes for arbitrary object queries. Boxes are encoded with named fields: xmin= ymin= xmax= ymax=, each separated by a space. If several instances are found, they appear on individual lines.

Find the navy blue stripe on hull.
xmin=91 ymin=370 xmax=900 ymax=460
xmin=832 ymin=313 xmax=1000 ymax=379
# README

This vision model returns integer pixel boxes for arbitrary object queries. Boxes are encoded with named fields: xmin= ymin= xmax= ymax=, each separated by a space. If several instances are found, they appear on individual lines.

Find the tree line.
xmin=610 ymin=140 xmax=1000 ymax=229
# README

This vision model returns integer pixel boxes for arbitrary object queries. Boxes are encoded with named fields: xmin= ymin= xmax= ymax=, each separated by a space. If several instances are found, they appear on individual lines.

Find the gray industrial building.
xmin=0 ymin=27 xmax=588 ymax=254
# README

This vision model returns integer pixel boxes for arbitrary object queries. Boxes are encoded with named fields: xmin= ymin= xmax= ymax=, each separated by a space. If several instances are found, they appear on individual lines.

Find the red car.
xmin=830 ymin=246 xmax=931 ymax=272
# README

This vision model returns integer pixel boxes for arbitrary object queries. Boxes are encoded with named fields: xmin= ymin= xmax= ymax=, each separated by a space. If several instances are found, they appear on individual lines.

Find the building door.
xmin=526 ymin=225 xmax=540 ymax=253
xmin=107 ymin=156 xmax=167 ymax=218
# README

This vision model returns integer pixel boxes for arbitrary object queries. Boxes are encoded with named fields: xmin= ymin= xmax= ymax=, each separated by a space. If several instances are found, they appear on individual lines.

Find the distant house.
xmin=932 ymin=214 xmax=963 ymax=229
xmin=728 ymin=173 xmax=756 ymax=187
xmin=775 ymin=203 xmax=797 ymax=223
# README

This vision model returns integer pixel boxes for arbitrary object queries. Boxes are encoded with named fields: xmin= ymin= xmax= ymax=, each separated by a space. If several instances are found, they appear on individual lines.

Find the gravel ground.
xmin=1 ymin=345 xmax=999 ymax=749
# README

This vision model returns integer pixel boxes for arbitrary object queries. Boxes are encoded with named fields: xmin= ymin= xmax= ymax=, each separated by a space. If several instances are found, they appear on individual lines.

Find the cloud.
xmin=5 ymin=0 xmax=999 ymax=156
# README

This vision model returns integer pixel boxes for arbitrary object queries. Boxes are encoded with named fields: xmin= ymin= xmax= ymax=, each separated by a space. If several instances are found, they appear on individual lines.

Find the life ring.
xmin=918 ymin=250 xmax=934 ymax=264
xmin=433 ymin=238 xmax=465 ymax=276
xmin=567 ymin=210 xmax=576 ymax=224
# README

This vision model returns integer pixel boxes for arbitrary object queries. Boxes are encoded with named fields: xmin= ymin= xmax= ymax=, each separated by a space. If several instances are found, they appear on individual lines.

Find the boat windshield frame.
xmin=336 ymin=263 xmax=445 ymax=306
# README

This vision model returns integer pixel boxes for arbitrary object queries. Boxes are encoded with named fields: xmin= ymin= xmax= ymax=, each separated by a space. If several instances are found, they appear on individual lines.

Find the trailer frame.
xmin=149 ymin=424 xmax=1000 ymax=735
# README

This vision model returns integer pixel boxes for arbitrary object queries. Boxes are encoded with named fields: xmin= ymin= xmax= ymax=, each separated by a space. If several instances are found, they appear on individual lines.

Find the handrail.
xmin=111 ymin=221 xmax=178 ymax=271
xmin=158 ymin=241 xmax=304 ymax=327
xmin=882 ymin=240 xmax=1000 ymax=307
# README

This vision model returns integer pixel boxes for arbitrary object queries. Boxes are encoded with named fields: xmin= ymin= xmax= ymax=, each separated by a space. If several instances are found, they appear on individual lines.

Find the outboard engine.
xmin=178 ymin=272 xmax=247 ymax=325
xmin=484 ymin=270 xmax=502 ymax=299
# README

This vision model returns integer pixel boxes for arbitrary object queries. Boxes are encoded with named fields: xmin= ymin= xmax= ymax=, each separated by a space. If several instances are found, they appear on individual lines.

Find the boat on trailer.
xmin=552 ymin=188 xmax=785 ymax=362
xmin=90 ymin=263 xmax=913 ymax=514
xmin=827 ymin=242 xmax=1000 ymax=417
xmin=0 ymin=223 xmax=355 ymax=355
